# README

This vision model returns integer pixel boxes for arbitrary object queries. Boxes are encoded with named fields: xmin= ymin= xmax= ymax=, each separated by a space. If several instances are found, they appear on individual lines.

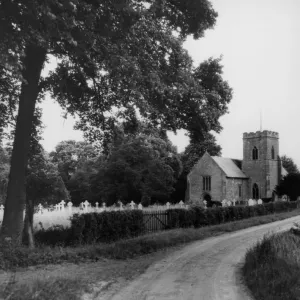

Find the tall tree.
xmin=275 ymin=173 xmax=300 ymax=201
xmin=0 ymin=0 xmax=222 ymax=241
xmin=90 ymin=133 xmax=181 ymax=206
xmin=281 ymin=155 xmax=299 ymax=175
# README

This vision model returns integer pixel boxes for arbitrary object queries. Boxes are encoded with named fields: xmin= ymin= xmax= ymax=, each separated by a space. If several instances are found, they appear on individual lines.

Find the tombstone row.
xmin=33 ymin=199 xmax=187 ymax=213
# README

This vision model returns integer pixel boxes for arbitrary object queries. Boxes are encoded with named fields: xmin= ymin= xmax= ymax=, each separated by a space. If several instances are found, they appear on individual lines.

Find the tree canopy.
xmin=281 ymin=155 xmax=299 ymax=175
xmin=0 ymin=0 xmax=232 ymax=242
xmin=89 ymin=132 xmax=182 ymax=206
xmin=276 ymin=173 xmax=300 ymax=201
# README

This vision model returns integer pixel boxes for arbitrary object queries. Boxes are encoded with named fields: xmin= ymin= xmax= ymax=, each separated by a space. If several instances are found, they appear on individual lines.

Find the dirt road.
xmin=105 ymin=215 xmax=300 ymax=300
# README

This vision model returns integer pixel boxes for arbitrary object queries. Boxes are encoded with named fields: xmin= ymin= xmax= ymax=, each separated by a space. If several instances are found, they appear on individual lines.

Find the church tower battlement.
xmin=242 ymin=130 xmax=280 ymax=199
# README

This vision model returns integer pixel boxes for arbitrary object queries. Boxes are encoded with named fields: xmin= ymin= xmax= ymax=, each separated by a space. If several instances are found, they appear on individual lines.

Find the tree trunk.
xmin=0 ymin=44 xmax=46 ymax=243
xmin=22 ymin=198 xmax=35 ymax=248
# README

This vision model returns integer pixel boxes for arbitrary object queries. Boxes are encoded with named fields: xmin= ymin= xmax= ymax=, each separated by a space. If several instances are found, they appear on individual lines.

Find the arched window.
xmin=253 ymin=183 xmax=259 ymax=199
xmin=271 ymin=146 xmax=275 ymax=159
xmin=252 ymin=147 xmax=258 ymax=160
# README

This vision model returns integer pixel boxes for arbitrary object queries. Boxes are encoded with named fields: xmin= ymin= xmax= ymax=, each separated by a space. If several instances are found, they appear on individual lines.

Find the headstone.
xmin=248 ymin=199 xmax=253 ymax=206
xmin=222 ymin=199 xmax=227 ymax=207
xmin=83 ymin=200 xmax=89 ymax=212
xmin=55 ymin=204 xmax=59 ymax=210
xmin=119 ymin=201 xmax=123 ymax=210
xmin=0 ymin=204 xmax=4 ymax=211
xmin=227 ymin=200 xmax=232 ymax=207
xmin=166 ymin=202 xmax=170 ymax=210
xmin=67 ymin=201 xmax=73 ymax=212
xmin=179 ymin=200 xmax=184 ymax=208
xmin=60 ymin=200 xmax=66 ymax=207
xmin=130 ymin=201 xmax=135 ymax=209
xmin=80 ymin=202 xmax=84 ymax=210
xmin=138 ymin=203 xmax=143 ymax=210
xmin=258 ymin=199 xmax=263 ymax=205
xmin=282 ymin=195 xmax=288 ymax=202
xmin=95 ymin=202 xmax=99 ymax=209
xmin=102 ymin=202 xmax=106 ymax=210
xmin=203 ymin=200 xmax=207 ymax=209
xmin=232 ymin=199 xmax=236 ymax=206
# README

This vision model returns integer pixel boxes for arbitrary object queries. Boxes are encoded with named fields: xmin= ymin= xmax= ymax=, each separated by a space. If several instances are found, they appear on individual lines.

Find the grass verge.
xmin=1 ymin=208 xmax=300 ymax=270
xmin=242 ymin=230 xmax=300 ymax=300
xmin=0 ymin=276 xmax=90 ymax=300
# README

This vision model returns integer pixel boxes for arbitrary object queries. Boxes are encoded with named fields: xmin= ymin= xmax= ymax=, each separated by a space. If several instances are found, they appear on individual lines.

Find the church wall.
xmin=187 ymin=152 xmax=224 ymax=205
xmin=225 ymin=178 xmax=248 ymax=201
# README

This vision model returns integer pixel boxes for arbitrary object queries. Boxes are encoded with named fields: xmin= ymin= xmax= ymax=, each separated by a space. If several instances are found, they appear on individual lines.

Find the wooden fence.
xmin=143 ymin=210 xmax=169 ymax=233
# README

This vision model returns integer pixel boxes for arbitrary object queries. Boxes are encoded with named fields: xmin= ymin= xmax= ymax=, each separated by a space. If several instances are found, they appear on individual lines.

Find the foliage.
xmin=70 ymin=210 xmax=145 ymax=244
xmin=281 ymin=155 xmax=299 ymax=174
xmin=276 ymin=173 xmax=300 ymax=201
xmin=89 ymin=133 xmax=182 ymax=206
xmin=49 ymin=140 xmax=99 ymax=184
xmin=0 ymin=0 xmax=233 ymax=241
xmin=26 ymin=150 xmax=70 ymax=206
xmin=242 ymin=231 xmax=300 ymax=300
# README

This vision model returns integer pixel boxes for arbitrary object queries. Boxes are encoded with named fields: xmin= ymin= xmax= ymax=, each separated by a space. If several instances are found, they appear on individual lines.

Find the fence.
xmin=143 ymin=210 xmax=169 ymax=233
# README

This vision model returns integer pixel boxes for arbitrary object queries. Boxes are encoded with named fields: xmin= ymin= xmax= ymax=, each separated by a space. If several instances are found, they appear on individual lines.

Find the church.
xmin=186 ymin=130 xmax=288 ymax=205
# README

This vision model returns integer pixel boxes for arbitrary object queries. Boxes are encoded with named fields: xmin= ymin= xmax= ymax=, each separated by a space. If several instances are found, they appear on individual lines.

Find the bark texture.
xmin=0 ymin=44 xmax=46 ymax=242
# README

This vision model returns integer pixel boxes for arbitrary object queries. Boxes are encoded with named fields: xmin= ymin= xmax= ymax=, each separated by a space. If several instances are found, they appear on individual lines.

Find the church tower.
xmin=242 ymin=130 xmax=281 ymax=200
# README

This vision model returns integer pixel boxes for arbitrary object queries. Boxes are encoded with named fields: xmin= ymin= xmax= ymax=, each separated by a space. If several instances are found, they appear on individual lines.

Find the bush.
xmin=33 ymin=200 xmax=300 ymax=246
xmin=242 ymin=232 xmax=300 ymax=300
xmin=167 ymin=209 xmax=195 ymax=229
xmin=70 ymin=210 xmax=145 ymax=244
xmin=34 ymin=225 xmax=74 ymax=247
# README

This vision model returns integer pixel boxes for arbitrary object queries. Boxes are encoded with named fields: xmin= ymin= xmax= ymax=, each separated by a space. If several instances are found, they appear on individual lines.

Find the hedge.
xmin=35 ymin=200 xmax=300 ymax=246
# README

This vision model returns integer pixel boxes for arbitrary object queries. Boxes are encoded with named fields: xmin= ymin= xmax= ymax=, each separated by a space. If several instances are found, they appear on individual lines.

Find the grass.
xmin=0 ymin=277 xmax=89 ymax=300
xmin=242 ymin=229 xmax=300 ymax=300
xmin=1 ymin=208 xmax=300 ymax=270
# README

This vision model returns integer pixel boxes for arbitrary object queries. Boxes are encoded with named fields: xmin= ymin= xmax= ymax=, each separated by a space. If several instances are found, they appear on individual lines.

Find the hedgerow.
xmin=34 ymin=200 xmax=300 ymax=246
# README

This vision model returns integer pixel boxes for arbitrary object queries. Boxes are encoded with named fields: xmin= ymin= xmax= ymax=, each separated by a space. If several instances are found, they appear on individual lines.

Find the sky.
xmin=40 ymin=0 xmax=300 ymax=166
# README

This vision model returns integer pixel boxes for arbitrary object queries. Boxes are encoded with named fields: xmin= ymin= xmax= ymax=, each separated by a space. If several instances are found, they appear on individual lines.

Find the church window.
xmin=203 ymin=176 xmax=211 ymax=191
xmin=252 ymin=147 xmax=258 ymax=160
xmin=271 ymin=146 xmax=275 ymax=159
xmin=252 ymin=183 xmax=259 ymax=199
xmin=238 ymin=184 xmax=242 ymax=197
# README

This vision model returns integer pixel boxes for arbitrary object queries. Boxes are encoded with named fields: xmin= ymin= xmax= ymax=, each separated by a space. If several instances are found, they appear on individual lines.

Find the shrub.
xmin=34 ymin=225 xmax=74 ymax=247
xmin=70 ymin=210 xmax=145 ymax=244
xmin=167 ymin=209 xmax=195 ymax=229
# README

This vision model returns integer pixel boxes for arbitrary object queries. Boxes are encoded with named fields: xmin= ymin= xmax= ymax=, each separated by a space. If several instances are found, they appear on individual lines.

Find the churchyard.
xmin=0 ymin=198 xmax=268 ymax=233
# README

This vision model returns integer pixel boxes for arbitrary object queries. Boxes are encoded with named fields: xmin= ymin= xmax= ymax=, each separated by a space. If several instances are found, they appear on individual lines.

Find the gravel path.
xmin=105 ymin=215 xmax=300 ymax=300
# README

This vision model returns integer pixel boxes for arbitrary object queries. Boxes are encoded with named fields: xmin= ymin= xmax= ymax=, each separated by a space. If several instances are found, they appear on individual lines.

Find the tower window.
xmin=203 ymin=176 xmax=211 ymax=191
xmin=271 ymin=146 xmax=275 ymax=159
xmin=252 ymin=183 xmax=259 ymax=199
xmin=252 ymin=147 xmax=258 ymax=160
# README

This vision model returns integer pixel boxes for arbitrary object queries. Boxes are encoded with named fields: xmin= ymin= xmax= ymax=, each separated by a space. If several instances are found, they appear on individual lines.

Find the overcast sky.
xmin=40 ymin=0 xmax=300 ymax=166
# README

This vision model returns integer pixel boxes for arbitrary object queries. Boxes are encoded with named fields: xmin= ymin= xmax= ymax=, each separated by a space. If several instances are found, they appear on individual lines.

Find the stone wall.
xmin=187 ymin=152 xmax=225 ymax=204
xmin=225 ymin=178 xmax=248 ymax=201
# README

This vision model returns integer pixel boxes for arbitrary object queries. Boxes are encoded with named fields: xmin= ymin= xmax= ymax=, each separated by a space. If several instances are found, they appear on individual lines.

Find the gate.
xmin=143 ymin=210 xmax=169 ymax=233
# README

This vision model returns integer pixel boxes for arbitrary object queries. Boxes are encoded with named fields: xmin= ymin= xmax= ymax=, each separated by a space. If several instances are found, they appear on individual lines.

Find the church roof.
xmin=281 ymin=166 xmax=288 ymax=177
xmin=211 ymin=156 xmax=248 ymax=178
